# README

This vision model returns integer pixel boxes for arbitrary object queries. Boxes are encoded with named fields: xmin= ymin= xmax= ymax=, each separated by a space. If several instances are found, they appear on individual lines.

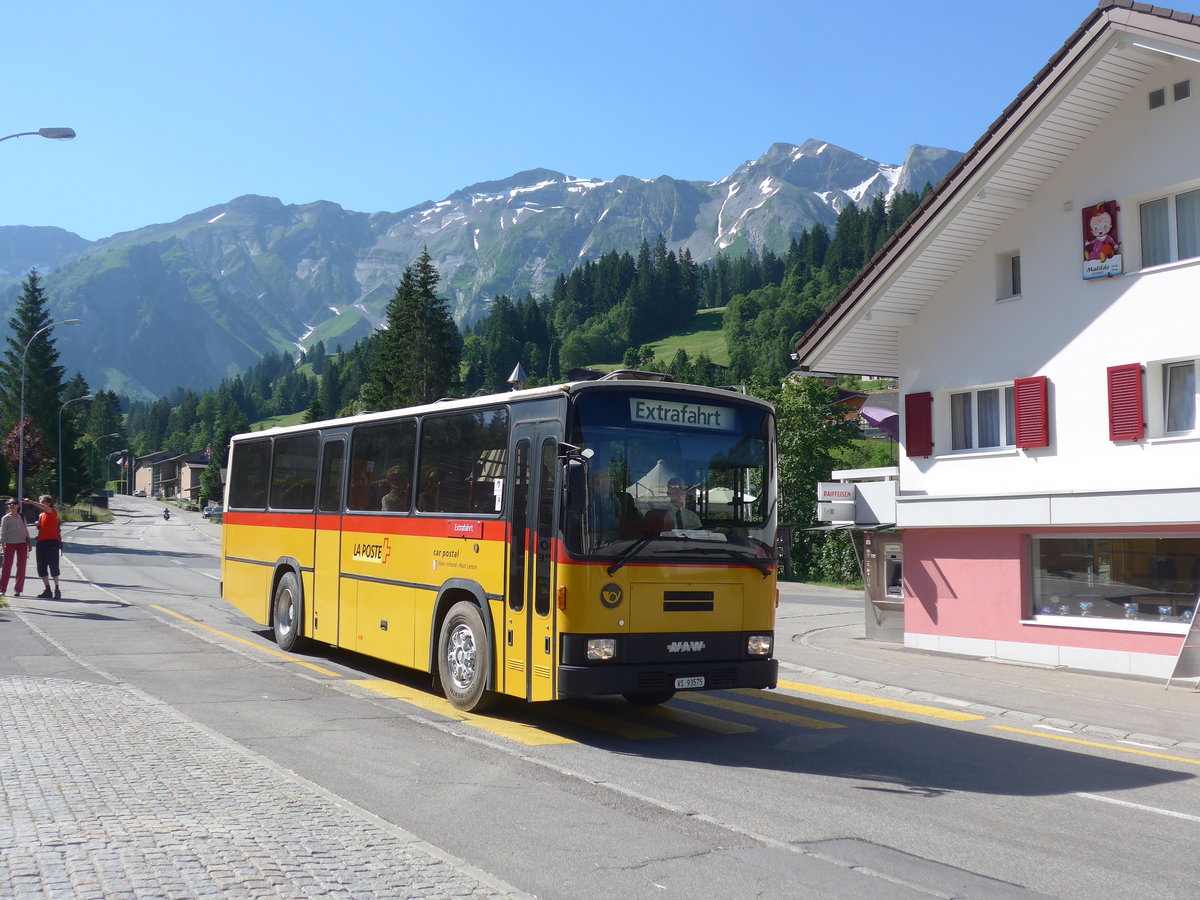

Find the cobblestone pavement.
xmin=0 ymin=676 xmax=516 ymax=899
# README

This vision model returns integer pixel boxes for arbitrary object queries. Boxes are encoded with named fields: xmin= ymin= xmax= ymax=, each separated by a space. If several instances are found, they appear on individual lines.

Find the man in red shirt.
xmin=23 ymin=495 xmax=62 ymax=600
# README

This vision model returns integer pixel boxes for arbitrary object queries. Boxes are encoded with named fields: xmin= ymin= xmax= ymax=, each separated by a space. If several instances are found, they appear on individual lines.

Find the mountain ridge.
xmin=0 ymin=139 xmax=961 ymax=399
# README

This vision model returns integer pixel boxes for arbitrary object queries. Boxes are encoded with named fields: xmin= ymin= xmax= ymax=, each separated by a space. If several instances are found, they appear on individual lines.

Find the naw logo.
xmin=352 ymin=537 xmax=392 ymax=564
xmin=666 ymin=640 xmax=706 ymax=653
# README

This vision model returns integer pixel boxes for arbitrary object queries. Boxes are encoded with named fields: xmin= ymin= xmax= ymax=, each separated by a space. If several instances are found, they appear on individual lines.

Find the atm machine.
xmin=863 ymin=532 xmax=903 ymax=642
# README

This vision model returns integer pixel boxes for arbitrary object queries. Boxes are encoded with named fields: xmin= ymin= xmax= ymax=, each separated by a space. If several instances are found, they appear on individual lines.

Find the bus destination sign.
xmin=629 ymin=398 xmax=736 ymax=431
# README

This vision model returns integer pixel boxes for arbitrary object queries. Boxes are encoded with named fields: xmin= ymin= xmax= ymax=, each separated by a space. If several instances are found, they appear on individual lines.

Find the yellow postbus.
xmin=220 ymin=372 xmax=778 ymax=711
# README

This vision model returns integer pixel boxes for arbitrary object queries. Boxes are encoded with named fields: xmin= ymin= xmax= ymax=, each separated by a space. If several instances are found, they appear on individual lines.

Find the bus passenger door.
xmin=312 ymin=436 xmax=345 ymax=645
xmin=504 ymin=426 xmax=559 ymax=701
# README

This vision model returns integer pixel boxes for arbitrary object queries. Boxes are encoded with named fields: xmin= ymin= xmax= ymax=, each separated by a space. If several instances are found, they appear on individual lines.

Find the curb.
xmin=779 ymin=660 xmax=1200 ymax=753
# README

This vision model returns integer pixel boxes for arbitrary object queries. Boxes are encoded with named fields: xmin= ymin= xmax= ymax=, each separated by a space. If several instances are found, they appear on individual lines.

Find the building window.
xmin=1164 ymin=360 xmax=1197 ymax=434
xmin=950 ymin=385 xmax=1015 ymax=450
xmin=995 ymin=251 xmax=1021 ymax=300
xmin=1033 ymin=536 xmax=1200 ymax=624
xmin=1139 ymin=189 xmax=1200 ymax=268
xmin=1149 ymin=87 xmax=1166 ymax=109
xmin=1174 ymin=79 xmax=1191 ymax=102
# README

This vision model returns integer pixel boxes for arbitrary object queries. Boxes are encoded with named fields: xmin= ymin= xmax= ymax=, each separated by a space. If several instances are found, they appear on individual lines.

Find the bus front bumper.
xmin=557 ymin=657 xmax=778 ymax=698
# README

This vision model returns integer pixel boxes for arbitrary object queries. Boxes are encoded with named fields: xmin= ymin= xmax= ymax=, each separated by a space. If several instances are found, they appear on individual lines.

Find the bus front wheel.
xmin=272 ymin=571 xmax=307 ymax=652
xmin=438 ymin=601 xmax=495 ymax=712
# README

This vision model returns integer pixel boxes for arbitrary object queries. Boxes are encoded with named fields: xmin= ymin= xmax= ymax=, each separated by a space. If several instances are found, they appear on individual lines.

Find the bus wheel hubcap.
xmin=447 ymin=623 xmax=476 ymax=688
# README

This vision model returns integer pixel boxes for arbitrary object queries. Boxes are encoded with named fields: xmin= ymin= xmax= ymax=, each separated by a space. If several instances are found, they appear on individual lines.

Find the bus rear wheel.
xmin=272 ymin=571 xmax=307 ymax=652
xmin=622 ymin=690 xmax=676 ymax=706
xmin=438 ymin=601 xmax=495 ymax=712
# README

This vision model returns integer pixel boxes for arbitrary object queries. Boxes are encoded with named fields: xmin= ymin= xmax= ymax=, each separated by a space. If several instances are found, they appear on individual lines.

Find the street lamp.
xmin=92 ymin=433 xmax=120 ymax=491
xmin=58 ymin=394 xmax=93 ymax=506
xmin=18 ymin=319 xmax=82 ymax=505
xmin=0 ymin=127 xmax=76 ymax=143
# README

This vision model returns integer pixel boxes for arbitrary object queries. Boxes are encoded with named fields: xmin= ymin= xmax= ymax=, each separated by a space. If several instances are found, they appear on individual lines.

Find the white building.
xmin=794 ymin=1 xmax=1200 ymax=678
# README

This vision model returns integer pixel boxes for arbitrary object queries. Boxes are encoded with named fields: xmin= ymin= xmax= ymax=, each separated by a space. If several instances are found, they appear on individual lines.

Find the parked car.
xmin=133 ymin=489 xmax=146 ymax=497
xmin=202 ymin=504 xmax=223 ymax=519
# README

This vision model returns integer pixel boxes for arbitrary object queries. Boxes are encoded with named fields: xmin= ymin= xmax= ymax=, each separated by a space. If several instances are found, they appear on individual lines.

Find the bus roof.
xmin=230 ymin=372 xmax=773 ymax=443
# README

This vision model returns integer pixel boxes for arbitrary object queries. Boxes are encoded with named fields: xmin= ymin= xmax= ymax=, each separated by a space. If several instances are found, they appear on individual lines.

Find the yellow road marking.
xmin=348 ymin=679 xmax=576 ymax=746
xmin=642 ymin=705 xmax=758 ymax=735
xmin=991 ymin=726 xmax=1200 ymax=766
xmin=678 ymin=692 xmax=844 ymax=729
xmin=777 ymin=679 xmax=985 ymax=722
xmin=737 ymin=688 xmax=910 ymax=725
xmin=152 ymin=605 xmax=343 ymax=678
xmin=549 ymin=703 xmax=677 ymax=740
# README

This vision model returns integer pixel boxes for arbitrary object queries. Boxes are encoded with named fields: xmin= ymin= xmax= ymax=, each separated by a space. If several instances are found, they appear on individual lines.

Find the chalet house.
xmin=134 ymin=451 xmax=211 ymax=501
xmin=794 ymin=1 xmax=1200 ymax=678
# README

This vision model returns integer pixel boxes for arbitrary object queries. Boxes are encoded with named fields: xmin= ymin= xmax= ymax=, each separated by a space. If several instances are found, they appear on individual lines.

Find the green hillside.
xmin=595 ymin=307 xmax=728 ymax=371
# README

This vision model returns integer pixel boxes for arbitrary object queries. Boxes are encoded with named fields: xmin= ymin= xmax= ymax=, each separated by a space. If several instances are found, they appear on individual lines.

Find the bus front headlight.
xmin=587 ymin=638 xmax=616 ymax=661
xmin=747 ymin=634 xmax=773 ymax=656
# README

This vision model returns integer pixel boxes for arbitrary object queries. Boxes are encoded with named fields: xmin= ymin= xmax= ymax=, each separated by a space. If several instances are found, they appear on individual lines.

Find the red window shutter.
xmin=1013 ymin=376 xmax=1049 ymax=448
xmin=904 ymin=391 xmax=934 ymax=457
xmin=1107 ymin=363 xmax=1144 ymax=441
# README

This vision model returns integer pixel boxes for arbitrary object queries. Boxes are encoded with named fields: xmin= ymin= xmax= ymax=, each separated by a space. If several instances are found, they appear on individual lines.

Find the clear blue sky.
xmin=4 ymin=0 xmax=1114 ymax=242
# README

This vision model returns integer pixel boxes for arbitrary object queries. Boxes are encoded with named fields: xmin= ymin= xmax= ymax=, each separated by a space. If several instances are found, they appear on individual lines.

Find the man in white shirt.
xmin=665 ymin=478 xmax=701 ymax=529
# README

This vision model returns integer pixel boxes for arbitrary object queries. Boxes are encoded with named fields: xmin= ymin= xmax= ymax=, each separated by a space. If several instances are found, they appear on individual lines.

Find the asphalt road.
xmin=9 ymin=495 xmax=1199 ymax=899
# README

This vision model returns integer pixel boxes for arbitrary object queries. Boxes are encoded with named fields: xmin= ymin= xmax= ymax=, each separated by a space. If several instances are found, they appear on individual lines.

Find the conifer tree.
xmin=361 ymin=248 xmax=460 ymax=410
xmin=0 ymin=270 xmax=72 ymax=495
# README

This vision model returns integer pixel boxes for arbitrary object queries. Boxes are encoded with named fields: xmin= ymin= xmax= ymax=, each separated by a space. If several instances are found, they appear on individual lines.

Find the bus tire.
xmin=622 ymin=690 xmax=676 ymax=706
xmin=272 ymin=571 xmax=307 ymax=652
xmin=438 ymin=601 xmax=495 ymax=712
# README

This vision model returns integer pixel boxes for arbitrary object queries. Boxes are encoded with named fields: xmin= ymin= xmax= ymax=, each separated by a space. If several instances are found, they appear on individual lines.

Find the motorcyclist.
xmin=163 ymin=508 xmax=170 ymax=521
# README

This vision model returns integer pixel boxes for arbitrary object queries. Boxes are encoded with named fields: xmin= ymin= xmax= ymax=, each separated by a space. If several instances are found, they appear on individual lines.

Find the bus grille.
xmin=663 ymin=590 xmax=714 ymax=612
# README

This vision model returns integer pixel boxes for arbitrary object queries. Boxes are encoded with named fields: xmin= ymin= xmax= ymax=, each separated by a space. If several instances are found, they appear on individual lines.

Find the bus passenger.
xmin=381 ymin=466 xmax=410 ymax=512
xmin=589 ymin=470 xmax=639 ymax=538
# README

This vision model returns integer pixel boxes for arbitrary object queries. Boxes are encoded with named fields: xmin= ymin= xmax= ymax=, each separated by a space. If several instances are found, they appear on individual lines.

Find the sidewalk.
xmin=773 ymin=581 xmax=1200 ymax=752
xmin=0 ymin=517 xmax=521 ymax=900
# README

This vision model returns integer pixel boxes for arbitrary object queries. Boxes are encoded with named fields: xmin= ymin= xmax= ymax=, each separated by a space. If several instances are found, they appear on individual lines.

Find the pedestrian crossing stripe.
xmin=776 ymin=679 xmax=986 ymax=722
xmin=348 ymin=679 xmax=577 ymax=746
xmin=639 ymin=704 xmax=758 ymax=735
xmin=544 ymin=702 xmax=677 ymax=740
xmin=676 ymin=692 xmax=845 ymax=729
xmin=737 ymin=688 xmax=911 ymax=725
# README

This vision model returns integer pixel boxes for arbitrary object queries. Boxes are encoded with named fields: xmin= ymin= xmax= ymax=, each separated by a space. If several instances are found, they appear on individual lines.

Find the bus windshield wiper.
xmin=606 ymin=536 xmax=655 ymax=575
xmin=673 ymin=546 xmax=772 ymax=577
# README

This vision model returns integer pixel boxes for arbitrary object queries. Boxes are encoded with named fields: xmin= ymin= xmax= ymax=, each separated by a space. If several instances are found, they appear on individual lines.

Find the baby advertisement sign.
xmin=1083 ymin=200 xmax=1122 ymax=279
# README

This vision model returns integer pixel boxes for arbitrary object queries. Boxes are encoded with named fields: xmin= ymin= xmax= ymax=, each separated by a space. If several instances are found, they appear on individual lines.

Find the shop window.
xmin=1033 ymin=536 xmax=1200 ymax=624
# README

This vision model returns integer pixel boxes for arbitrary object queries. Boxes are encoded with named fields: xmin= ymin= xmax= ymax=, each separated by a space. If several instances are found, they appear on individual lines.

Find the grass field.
xmin=593 ymin=307 xmax=729 ymax=371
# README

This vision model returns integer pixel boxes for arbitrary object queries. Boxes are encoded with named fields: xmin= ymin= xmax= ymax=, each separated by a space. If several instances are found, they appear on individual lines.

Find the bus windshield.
xmin=566 ymin=390 xmax=775 ymax=564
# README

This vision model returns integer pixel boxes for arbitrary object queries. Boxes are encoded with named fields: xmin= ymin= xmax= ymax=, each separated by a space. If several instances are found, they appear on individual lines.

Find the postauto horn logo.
xmin=600 ymin=583 xmax=623 ymax=609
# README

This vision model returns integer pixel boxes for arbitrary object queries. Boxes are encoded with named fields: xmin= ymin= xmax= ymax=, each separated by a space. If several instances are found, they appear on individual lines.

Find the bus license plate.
xmin=675 ymin=676 xmax=705 ymax=690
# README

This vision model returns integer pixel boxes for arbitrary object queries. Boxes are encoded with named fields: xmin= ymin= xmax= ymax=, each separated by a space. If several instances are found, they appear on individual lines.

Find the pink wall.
xmin=902 ymin=526 xmax=1193 ymax=656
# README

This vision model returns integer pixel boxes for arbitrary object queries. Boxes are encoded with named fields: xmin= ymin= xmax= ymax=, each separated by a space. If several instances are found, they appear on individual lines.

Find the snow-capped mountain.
xmin=0 ymin=140 xmax=960 ymax=397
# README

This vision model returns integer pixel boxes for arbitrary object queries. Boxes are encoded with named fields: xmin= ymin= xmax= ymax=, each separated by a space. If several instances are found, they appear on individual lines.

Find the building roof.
xmin=794 ymin=1 xmax=1200 ymax=376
